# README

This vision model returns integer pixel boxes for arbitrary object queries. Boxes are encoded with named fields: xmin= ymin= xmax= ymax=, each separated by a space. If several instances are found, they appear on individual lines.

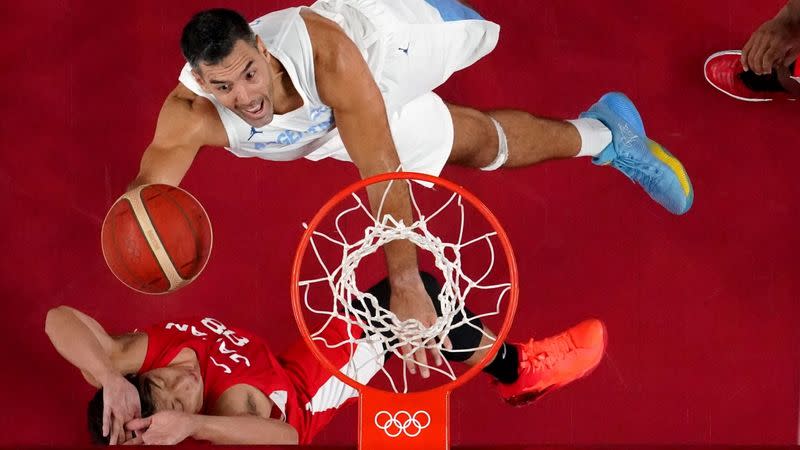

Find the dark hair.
xmin=87 ymin=374 xmax=155 ymax=445
xmin=181 ymin=9 xmax=257 ymax=70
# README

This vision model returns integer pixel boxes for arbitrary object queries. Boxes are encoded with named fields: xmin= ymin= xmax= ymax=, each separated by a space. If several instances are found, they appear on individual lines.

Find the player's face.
xmin=142 ymin=365 xmax=204 ymax=414
xmin=195 ymin=37 xmax=276 ymax=128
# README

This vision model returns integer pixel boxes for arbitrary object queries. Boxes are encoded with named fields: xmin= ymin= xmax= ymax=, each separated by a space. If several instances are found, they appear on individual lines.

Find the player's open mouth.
xmin=241 ymin=100 xmax=266 ymax=119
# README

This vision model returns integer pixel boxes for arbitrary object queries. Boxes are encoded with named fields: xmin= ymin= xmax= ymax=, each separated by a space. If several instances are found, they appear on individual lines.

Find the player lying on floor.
xmin=45 ymin=274 xmax=606 ymax=445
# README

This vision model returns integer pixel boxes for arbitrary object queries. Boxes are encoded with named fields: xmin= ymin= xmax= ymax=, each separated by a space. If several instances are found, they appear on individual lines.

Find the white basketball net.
xmin=298 ymin=178 xmax=511 ymax=393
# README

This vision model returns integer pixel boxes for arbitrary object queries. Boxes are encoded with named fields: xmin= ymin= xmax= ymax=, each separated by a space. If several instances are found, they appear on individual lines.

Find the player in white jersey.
xmin=129 ymin=0 xmax=693 ymax=375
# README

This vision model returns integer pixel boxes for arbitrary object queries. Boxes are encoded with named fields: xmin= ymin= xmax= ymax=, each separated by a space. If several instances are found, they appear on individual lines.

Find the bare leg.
xmin=446 ymin=103 xmax=582 ymax=169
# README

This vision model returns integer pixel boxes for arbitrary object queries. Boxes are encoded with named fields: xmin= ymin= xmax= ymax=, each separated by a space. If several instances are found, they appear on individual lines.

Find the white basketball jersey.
xmin=179 ymin=7 xmax=336 ymax=161
xmin=177 ymin=0 xmax=500 ymax=163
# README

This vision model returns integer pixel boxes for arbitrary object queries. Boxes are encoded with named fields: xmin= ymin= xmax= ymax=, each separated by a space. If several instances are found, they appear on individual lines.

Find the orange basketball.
xmin=101 ymin=184 xmax=213 ymax=294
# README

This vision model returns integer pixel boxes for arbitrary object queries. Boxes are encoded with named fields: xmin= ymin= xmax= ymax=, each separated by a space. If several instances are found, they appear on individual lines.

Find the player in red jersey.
xmin=46 ymin=275 xmax=606 ymax=445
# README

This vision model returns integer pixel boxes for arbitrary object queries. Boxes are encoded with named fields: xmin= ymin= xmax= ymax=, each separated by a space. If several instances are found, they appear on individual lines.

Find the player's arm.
xmin=45 ymin=305 xmax=147 ymax=387
xmin=45 ymin=305 xmax=149 ymax=444
xmin=192 ymin=414 xmax=299 ymax=445
xmin=301 ymin=14 xmax=417 ymax=293
xmin=128 ymin=84 xmax=228 ymax=190
xmin=303 ymin=11 xmax=445 ymax=377
xmin=303 ymin=11 xmax=410 ymax=218
xmin=124 ymin=412 xmax=299 ymax=445
xmin=126 ymin=386 xmax=298 ymax=445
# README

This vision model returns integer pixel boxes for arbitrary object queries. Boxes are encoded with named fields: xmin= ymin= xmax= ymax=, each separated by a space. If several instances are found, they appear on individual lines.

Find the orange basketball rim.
xmin=291 ymin=172 xmax=519 ymax=450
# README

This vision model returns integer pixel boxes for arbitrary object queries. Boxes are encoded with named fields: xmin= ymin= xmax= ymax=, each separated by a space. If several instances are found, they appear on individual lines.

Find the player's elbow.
xmin=45 ymin=305 xmax=71 ymax=336
xmin=268 ymin=423 xmax=299 ymax=445
xmin=283 ymin=427 xmax=299 ymax=445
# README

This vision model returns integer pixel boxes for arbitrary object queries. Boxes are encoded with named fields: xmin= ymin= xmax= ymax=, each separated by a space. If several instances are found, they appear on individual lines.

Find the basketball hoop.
xmin=291 ymin=172 xmax=518 ymax=450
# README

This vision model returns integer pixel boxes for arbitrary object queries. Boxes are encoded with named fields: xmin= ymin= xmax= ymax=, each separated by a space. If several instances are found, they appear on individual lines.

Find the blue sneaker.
xmin=580 ymin=92 xmax=694 ymax=215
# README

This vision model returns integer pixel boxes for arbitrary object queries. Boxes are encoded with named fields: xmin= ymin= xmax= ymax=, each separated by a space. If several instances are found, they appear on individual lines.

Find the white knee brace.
xmin=480 ymin=116 xmax=509 ymax=171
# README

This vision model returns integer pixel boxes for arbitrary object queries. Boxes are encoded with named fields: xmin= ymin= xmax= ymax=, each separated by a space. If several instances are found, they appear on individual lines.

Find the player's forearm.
xmin=127 ymin=142 xmax=200 ymax=192
xmin=190 ymin=415 xmax=299 ymax=445
xmin=364 ymin=178 xmax=422 ymax=282
xmin=44 ymin=306 xmax=117 ymax=384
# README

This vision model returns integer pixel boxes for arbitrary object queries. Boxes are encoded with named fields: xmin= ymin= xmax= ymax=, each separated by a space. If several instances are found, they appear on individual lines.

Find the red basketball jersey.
xmin=138 ymin=317 xmax=301 ymax=430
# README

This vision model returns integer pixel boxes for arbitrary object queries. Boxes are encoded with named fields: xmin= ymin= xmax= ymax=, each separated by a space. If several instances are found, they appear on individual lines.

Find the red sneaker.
xmin=704 ymin=50 xmax=797 ymax=101
xmin=496 ymin=318 xmax=606 ymax=406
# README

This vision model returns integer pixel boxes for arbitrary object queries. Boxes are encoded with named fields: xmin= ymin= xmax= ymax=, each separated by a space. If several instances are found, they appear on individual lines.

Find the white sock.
xmin=567 ymin=118 xmax=612 ymax=157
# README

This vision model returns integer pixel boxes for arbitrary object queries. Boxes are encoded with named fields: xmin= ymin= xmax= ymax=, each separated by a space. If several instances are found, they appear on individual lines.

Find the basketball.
xmin=101 ymin=184 xmax=213 ymax=294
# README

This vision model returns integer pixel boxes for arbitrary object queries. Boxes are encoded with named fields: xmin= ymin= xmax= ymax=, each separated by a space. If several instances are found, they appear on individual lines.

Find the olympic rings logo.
xmin=374 ymin=410 xmax=431 ymax=438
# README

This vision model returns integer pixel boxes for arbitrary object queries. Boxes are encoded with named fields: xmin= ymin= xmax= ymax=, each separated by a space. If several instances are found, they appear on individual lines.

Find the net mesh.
xmin=298 ymin=178 xmax=512 ymax=393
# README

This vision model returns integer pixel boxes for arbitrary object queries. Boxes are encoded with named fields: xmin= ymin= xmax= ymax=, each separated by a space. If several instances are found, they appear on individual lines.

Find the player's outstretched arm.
xmin=128 ymin=84 xmax=228 ymax=190
xmin=304 ymin=10 xmax=446 ymax=378
xmin=124 ymin=411 xmax=299 ymax=445
xmin=742 ymin=0 xmax=800 ymax=74
xmin=45 ymin=306 xmax=148 ymax=444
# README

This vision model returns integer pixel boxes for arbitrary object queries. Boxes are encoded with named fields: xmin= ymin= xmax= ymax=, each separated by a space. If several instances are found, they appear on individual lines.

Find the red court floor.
xmin=1 ymin=0 xmax=798 ymax=447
